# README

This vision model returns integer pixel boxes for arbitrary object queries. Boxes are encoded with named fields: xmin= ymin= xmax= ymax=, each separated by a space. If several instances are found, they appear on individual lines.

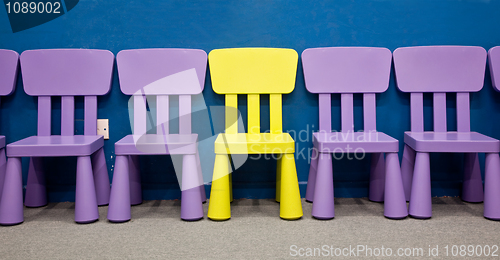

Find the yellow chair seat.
xmin=214 ymin=133 xmax=295 ymax=154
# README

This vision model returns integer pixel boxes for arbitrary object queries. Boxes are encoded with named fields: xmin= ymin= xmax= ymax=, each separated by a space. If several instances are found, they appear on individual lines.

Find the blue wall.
xmin=1 ymin=0 xmax=500 ymax=202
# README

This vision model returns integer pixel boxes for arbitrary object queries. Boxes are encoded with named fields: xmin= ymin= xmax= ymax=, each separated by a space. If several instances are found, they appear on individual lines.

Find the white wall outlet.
xmin=97 ymin=119 xmax=109 ymax=140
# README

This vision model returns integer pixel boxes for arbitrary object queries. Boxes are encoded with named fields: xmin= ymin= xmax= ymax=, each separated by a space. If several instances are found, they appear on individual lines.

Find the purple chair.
xmin=0 ymin=50 xmax=19 ymax=206
xmin=107 ymin=49 xmax=207 ymax=222
xmin=394 ymin=46 xmax=500 ymax=220
xmin=489 ymin=46 xmax=500 ymax=92
xmin=0 ymin=49 xmax=113 ymax=225
xmin=302 ymin=47 xmax=408 ymax=220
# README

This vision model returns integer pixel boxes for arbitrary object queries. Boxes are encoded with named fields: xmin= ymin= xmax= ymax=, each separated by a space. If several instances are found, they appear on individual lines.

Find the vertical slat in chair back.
xmin=318 ymin=94 xmax=331 ymax=132
xmin=208 ymin=48 xmax=298 ymax=134
xmin=156 ymin=95 xmax=169 ymax=135
xmin=20 ymin=49 xmax=114 ymax=136
xmin=456 ymin=93 xmax=470 ymax=132
xmin=247 ymin=94 xmax=260 ymax=134
xmin=269 ymin=94 xmax=283 ymax=134
xmin=302 ymin=47 xmax=392 ymax=133
xmin=410 ymin=93 xmax=424 ymax=132
xmin=225 ymin=95 xmax=238 ymax=134
xmin=61 ymin=96 xmax=75 ymax=136
xmin=178 ymin=95 xmax=191 ymax=134
xmin=394 ymin=46 xmax=487 ymax=133
xmin=433 ymin=93 xmax=447 ymax=132
xmin=37 ymin=97 xmax=51 ymax=136
xmin=116 ymin=49 xmax=207 ymax=136
xmin=84 ymin=96 xmax=98 ymax=135
xmin=133 ymin=95 xmax=147 ymax=135
xmin=363 ymin=93 xmax=377 ymax=132
xmin=341 ymin=94 xmax=354 ymax=133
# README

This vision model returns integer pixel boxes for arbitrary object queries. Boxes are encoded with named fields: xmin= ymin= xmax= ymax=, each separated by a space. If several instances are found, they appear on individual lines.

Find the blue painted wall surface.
xmin=1 ymin=0 xmax=500 ymax=202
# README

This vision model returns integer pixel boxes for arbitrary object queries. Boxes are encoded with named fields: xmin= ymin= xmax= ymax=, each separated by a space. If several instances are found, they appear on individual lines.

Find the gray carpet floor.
xmin=0 ymin=197 xmax=499 ymax=259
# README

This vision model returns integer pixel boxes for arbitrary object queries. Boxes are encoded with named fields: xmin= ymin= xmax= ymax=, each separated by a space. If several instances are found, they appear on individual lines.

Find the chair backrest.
xmin=116 ymin=48 xmax=207 ymax=136
xmin=208 ymin=48 xmax=298 ymax=134
xmin=20 ymin=49 xmax=114 ymax=136
xmin=0 ymin=49 xmax=19 ymax=97
xmin=302 ymin=47 xmax=392 ymax=133
xmin=393 ymin=46 xmax=487 ymax=133
xmin=489 ymin=46 xmax=500 ymax=92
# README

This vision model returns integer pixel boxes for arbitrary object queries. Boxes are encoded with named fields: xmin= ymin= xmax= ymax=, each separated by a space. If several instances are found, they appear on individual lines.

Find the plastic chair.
xmin=0 ymin=50 xmax=19 ymax=206
xmin=0 ymin=49 xmax=113 ymax=225
xmin=394 ymin=46 xmax=500 ymax=220
xmin=207 ymin=48 xmax=303 ymax=220
xmin=302 ymin=47 xmax=408 ymax=220
xmin=489 ymin=46 xmax=500 ymax=92
xmin=107 ymin=49 xmax=207 ymax=222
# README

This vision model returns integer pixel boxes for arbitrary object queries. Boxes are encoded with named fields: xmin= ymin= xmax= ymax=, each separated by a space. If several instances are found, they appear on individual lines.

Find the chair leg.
xmin=276 ymin=155 xmax=282 ymax=203
xmin=280 ymin=153 xmax=303 ymax=220
xmin=92 ymin=148 xmax=110 ymax=206
xmin=462 ymin=153 xmax=484 ymax=203
xmin=128 ymin=155 xmax=142 ymax=206
xmin=181 ymin=154 xmax=204 ymax=221
xmin=401 ymin=144 xmax=416 ymax=202
xmin=384 ymin=152 xmax=408 ymax=219
xmin=195 ymin=151 xmax=207 ymax=203
xmin=409 ymin=152 xmax=432 ymax=219
xmin=24 ymin=157 xmax=47 ymax=207
xmin=311 ymin=152 xmax=334 ymax=219
xmin=484 ymin=153 xmax=500 ymax=220
xmin=75 ymin=156 xmax=99 ymax=224
xmin=0 ymin=157 xmax=24 ymax=225
xmin=207 ymin=154 xmax=231 ymax=220
xmin=0 ymin=148 xmax=7 ymax=203
xmin=305 ymin=148 xmax=318 ymax=203
xmin=369 ymin=153 xmax=385 ymax=202
xmin=107 ymin=155 xmax=131 ymax=223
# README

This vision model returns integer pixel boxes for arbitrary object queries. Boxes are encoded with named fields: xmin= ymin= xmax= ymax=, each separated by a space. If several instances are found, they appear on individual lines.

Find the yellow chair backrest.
xmin=209 ymin=48 xmax=298 ymax=94
xmin=208 ymin=48 xmax=298 ymax=134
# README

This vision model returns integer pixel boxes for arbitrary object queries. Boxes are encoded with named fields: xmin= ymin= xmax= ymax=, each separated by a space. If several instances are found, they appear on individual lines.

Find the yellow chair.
xmin=207 ymin=48 xmax=303 ymax=220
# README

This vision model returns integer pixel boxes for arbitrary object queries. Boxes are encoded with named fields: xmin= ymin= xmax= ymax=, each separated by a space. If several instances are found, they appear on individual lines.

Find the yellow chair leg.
xmin=280 ymin=153 xmax=303 ymax=220
xmin=228 ymin=155 xmax=233 ymax=202
xmin=208 ymin=154 xmax=231 ymax=220
xmin=276 ymin=156 xmax=282 ymax=203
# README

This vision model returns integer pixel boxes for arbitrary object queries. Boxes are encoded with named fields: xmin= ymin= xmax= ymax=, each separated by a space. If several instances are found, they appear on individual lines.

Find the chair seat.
xmin=7 ymin=135 xmax=103 ymax=157
xmin=0 ymin=136 xmax=5 ymax=149
xmin=214 ymin=133 xmax=295 ymax=154
xmin=404 ymin=131 xmax=500 ymax=153
xmin=313 ymin=131 xmax=399 ymax=153
xmin=115 ymin=134 xmax=198 ymax=155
